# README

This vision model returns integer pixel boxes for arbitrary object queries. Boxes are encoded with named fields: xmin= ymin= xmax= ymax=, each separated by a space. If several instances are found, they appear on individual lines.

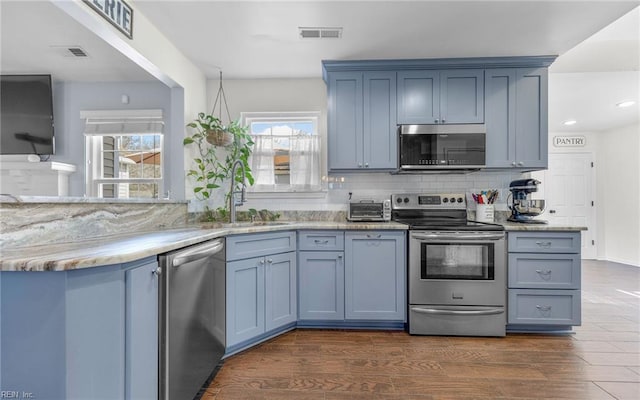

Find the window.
xmin=83 ymin=110 xmax=164 ymax=199
xmin=242 ymin=112 xmax=322 ymax=193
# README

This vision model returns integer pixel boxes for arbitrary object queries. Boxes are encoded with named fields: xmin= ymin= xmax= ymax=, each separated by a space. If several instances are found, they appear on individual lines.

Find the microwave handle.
xmin=412 ymin=233 xmax=505 ymax=241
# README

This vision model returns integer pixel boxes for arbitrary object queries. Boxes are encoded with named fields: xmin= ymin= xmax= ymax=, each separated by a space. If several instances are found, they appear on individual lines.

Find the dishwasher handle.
xmin=172 ymin=239 xmax=224 ymax=267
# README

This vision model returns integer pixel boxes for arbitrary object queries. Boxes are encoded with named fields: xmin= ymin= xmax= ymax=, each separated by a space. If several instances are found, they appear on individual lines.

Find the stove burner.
xmin=391 ymin=192 xmax=504 ymax=232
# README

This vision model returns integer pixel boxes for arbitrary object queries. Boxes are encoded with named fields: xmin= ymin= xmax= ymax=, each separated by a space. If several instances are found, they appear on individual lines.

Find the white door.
xmin=532 ymin=152 xmax=596 ymax=259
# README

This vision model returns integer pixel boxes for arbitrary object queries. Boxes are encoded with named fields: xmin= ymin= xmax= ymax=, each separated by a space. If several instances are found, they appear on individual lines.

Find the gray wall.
xmin=52 ymin=81 xmax=183 ymax=198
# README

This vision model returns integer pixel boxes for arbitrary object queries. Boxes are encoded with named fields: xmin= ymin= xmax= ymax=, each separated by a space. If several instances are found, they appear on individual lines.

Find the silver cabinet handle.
xmin=434 ymin=119 xmax=439 ymax=123
xmin=441 ymin=119 xmax=445 ymax=124
xmin=517 ymin=161 xmax=524 ymax=166
xmin=512 ymin=161 xmax=517 ymax=167
xmin=536 ymin=269 xmax=552 ymax=275
xmin=267 ymin=258 xmax=273 ymax=264
xmin=314 ymin=239 xmax=329 ymax=245
xmin=535 ymin=241 xmax=552 ymax=248
xmin=536 ymin=305 xmax=552 ymax=312
xmin=358 ymin=163 xmax=363 ymax=167
xmin=338 ymin=254 xmax=343 ymax=259
xmin=259 ymin=259 xmax=265 ymax=265
xmin=366 ymin=233 xmax=382 ymax=239
xmin=365 ymin=162 xmax=369 ymax=168
xmin=152 ymin=267 xmax=162 ymax=276
xmin=411 ymin=307 xmax=504 ymax=316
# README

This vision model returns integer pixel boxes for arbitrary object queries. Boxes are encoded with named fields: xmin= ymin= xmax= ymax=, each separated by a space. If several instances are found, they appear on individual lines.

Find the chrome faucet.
xmin=229 ymin=159 xmax=247 ymax=223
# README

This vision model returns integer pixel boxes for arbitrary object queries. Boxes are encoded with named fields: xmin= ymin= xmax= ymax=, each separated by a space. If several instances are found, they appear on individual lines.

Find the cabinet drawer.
xmin=298 ymin=231 xmax=344 ymax=251
xmin=508 ymin=289 xmax=580 ymax=325
xmin=227 ymin=231 xmax=296 ymax=261
xmin=508 ymin=232 xmax=580 ymax=254
xmin=508 ymin=253 xmax=581 ymax=289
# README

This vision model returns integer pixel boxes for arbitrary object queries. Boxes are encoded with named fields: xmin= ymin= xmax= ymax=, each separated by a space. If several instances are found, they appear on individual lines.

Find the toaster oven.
xmin=347 ymin=199 xmax=391 ymax=222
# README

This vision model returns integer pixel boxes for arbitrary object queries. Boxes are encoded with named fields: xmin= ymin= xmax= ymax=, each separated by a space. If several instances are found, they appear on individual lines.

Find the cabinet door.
xmin=363 ymin=71 xmax=397 ymax=169
xmin=124 ymin=259 xmax=159 ymax=400
xmin=485 ymin=69 xmax=517 ymax=168
xmin=66 ymin=264 xmax=126 ymax=400
xmin=328 ymin=71 xmax=363 ymax=170
xmin=344 ymin=231 xmax=406 ymax=321
xmin=265 ymin=252 xmax=297 ymax=331
xmin=227 ymin=257 xmax=265 ymax=346
xmin=397 ymin=70 xmax=440 ymax=124
xmin=440 ymin=70 xmax=484 ymax=124
xmin=298 ymin=251 xmax=345 ymax=320
xmin=514 ymin=68 xmax=548 ymax=169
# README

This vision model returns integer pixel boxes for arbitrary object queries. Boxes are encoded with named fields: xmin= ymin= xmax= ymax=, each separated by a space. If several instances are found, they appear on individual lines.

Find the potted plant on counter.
xmin=184 ymin=112 xmax=254 ymax=222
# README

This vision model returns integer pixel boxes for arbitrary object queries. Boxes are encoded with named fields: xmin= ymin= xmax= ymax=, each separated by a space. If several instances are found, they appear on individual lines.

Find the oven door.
xmin=409 ymin=231 xmax=506 ymax=306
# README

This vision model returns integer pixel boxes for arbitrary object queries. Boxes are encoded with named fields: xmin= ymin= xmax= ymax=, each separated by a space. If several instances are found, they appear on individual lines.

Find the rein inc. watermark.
xmin=0 ymin=391 xmax=34 ymax=399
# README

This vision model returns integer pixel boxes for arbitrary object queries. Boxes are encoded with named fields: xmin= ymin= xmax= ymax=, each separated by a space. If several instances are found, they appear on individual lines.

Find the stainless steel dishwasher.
xmin=158 ymin=238 xmax=226 ymax=400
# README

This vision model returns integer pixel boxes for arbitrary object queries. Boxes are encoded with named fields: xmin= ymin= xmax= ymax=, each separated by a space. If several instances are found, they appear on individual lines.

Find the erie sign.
xmin=83 ymin=0 xmax=133 ymax=39
xmin=553 ymin=135 xmax=586 ymax=147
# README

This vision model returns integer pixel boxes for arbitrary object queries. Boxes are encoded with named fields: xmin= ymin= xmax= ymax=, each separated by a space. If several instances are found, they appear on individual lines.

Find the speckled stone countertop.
xmin=500 ymin=222 xmax=587 ymax=231
xmin=0 ymin=221 xmax=407 ymax=272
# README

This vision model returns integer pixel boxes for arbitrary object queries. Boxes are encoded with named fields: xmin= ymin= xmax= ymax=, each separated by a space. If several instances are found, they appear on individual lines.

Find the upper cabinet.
xmin=397 ymin=70 xmax=484 ymax=124
xmin=323 ymin=57 xmax=555 ymax=172
xmin=328 ymin=71 xmax=397 ymax=171
xmin=485 ymin=68 xmax=549 ymax=170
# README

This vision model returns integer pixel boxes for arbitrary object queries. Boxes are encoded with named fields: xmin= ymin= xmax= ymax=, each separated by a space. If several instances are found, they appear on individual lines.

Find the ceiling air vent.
xmin=299 ymin=27 xmax=342 ymax=39
xmin=67 ymin=47 xmax=88 ymax=57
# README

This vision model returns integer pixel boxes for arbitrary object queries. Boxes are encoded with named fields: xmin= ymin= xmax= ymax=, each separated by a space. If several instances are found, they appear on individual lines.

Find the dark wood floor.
xmin=204 ymin=260 xmax=640 ymax=399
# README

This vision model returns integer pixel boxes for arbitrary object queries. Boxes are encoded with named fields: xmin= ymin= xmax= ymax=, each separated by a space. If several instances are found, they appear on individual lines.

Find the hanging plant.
xmin=184 ymin=72 xmax=255 ymax=221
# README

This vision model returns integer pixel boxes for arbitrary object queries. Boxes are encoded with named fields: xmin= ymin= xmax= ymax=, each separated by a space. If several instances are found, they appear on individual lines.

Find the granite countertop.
xmin=0 ymin=221 xmax=407 ymax=272
xmin=500 ymin=222 xmax=587 ymax=231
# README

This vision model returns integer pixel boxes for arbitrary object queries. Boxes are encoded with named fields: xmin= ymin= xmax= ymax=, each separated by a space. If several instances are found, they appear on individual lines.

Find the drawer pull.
xmin=536 ymin=305 xmax=552 ymax=312
xmin=535 ymin=241 xmax=552 ymax=248
xmin=314 ymin=239 xmax=329 ymax=245
xmin=536 ymin=269 xmax=552 ymax=280
xmin=366 ymin=233 xmax=382 ymax=239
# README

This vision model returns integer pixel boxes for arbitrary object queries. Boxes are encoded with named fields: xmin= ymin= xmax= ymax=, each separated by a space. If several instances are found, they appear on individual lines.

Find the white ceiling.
xmin=1 ymin=1 xmax=638 ymax=134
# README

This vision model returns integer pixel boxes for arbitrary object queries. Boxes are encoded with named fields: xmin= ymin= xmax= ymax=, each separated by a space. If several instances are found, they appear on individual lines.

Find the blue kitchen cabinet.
xmin=226 ymin=256 xmax=266 ymax=346
xmin=328 ymin=71 xmax=397 ymax=171
xmin=66 ymin=257 xmax=159 ymax=400
xmin=0 ymin=258 xmax=159 ymax=400
xmin=485 ymin=68 xmax=548 ymax=169
xmin=298 ymin=250 xmax=345 ymax=320
xmin=124 ymin=259 xmax=159 ymax=400
xmin=397 ymin=70 xmax=484 ymax=124
xmin=226 ymin=232 xmax=297 ymax=349
xmin=344 ymin=231 xmax=406 ymax=321
xmin=265 ymin=252 xmax=297 ymax=331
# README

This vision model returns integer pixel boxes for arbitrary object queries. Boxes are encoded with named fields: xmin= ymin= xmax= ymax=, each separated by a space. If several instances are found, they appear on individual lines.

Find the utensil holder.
xmin=476 ymin=204 xmax=495 ymax=223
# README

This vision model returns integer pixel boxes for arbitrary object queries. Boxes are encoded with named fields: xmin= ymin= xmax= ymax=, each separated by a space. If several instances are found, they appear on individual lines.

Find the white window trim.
xmin=241 ymin=111 xmax=327 ymax=197
xmin=83 ymin=109 xmax=164 ymax=199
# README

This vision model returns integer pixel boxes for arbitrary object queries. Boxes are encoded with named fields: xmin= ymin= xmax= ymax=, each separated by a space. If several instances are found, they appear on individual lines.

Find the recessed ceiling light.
xmin=616 ymin=100 xmax=636 ymax=108
xmin=563 ymin=120 xmax=577 ymax=126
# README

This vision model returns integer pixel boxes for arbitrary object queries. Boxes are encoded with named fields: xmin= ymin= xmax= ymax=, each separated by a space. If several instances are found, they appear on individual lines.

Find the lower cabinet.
xmin=0 ymin=257 xmax=159 ymax=400
xmin=298 ymin=230 xmax=406 ymax=325
xmin=507 ymin=231 xmax=582 ymax=330
xmin=298 ymin=250 xmax=345 ymax=320
xmin=345 ymin=231 xmax=406 ymax=321
xmin=226 ymin=232 xmax=297 ymax=348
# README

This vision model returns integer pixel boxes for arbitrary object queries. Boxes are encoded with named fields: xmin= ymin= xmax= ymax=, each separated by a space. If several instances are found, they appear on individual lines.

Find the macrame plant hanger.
xmin=207 ymin=71 xmax=234 ymax=146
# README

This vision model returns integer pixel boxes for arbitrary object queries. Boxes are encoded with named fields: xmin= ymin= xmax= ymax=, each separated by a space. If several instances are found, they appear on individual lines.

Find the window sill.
xmin=246 ymin=190 xmax=328 ymax=200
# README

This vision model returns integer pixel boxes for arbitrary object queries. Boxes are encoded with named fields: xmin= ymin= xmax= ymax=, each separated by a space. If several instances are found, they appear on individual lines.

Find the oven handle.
xmin=411 ymin=307 xmax=504 ymax=316
xmin=411 ymin=233 xmax=505 ymax=241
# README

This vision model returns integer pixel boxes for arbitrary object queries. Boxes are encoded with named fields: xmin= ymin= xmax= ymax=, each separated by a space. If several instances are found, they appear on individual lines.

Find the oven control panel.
xmin=391 ymin=193 xmax=466 ymax=210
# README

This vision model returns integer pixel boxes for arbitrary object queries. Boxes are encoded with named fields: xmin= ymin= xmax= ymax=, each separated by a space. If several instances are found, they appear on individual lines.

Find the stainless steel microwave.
xmin=398 ymin=124 xmax=486 ymax=171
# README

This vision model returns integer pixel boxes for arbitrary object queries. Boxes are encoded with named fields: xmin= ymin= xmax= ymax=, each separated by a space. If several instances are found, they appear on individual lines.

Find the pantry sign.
xmin=553 ymin=135 xmax=586 ymax=147
xmin=83 ymin=0 xmax=133 ymax=39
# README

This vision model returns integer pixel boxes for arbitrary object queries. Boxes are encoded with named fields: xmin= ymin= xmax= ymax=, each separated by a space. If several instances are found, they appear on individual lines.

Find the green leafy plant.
xmin=184 ymin=112 xmax=254 ymax=221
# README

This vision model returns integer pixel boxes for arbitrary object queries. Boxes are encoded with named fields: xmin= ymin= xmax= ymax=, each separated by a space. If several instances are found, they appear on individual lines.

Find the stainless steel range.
xmin=392 ymin=193 xmax=507 ymax=337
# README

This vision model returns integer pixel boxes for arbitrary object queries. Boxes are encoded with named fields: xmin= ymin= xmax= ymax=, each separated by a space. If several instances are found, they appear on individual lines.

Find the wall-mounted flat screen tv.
xmin=0 ymin=74 xmax=55 ymax=155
